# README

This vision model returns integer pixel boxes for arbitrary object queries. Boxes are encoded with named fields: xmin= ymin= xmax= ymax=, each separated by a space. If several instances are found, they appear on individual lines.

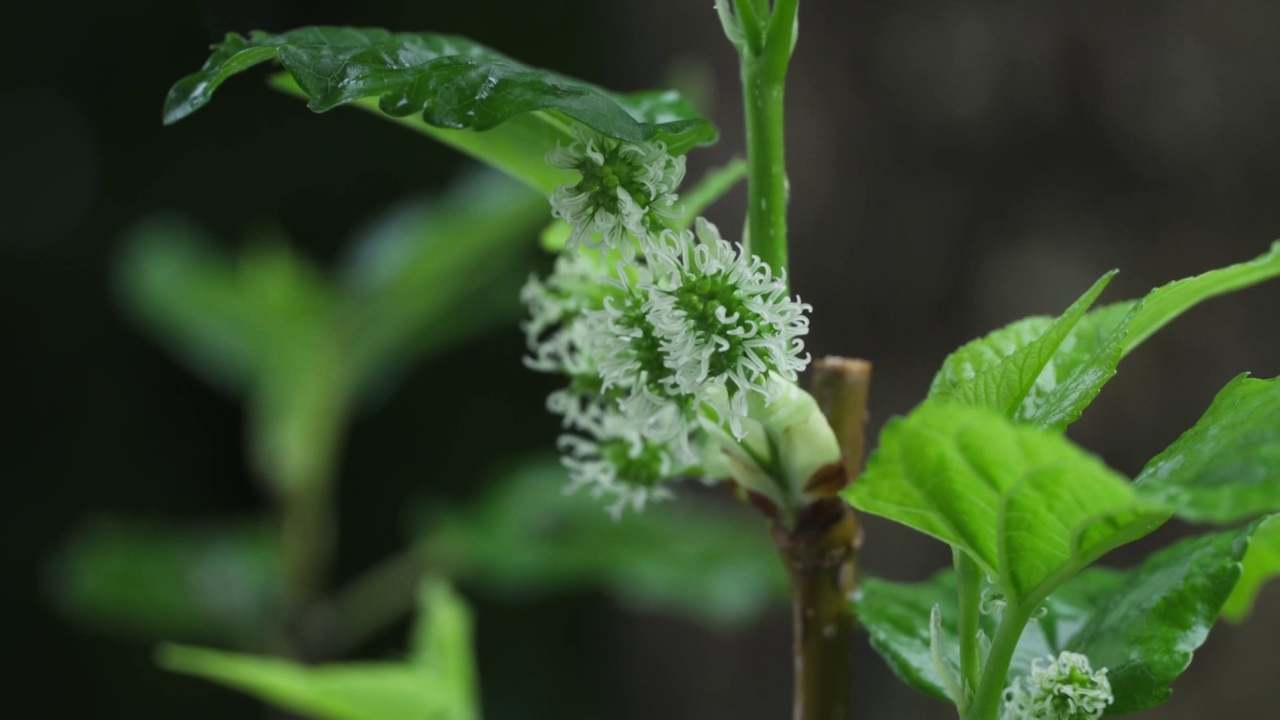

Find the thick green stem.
xmin=955 ymin=550 xmax=983 ymax=703
xmin=965 ymin=601 xmax=1034 ymax=720
xmin=741 ymin=55 xmax=790 ymax=277
xmin=737 ymin=0 xmax=798 ymax=280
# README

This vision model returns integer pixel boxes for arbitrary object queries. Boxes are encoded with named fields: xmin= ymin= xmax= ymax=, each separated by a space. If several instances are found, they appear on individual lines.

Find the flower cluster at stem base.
xmin=1001 ymin=651 xmax=1113 ymax=720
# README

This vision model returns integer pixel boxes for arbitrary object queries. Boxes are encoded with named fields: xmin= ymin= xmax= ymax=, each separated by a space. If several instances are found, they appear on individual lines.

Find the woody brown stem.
xmin=811 ymin=357 xmax=873 ymax=474
xmin=774 ymin=498 xmax=861 ymax=720
xmin=767 ymin=356 xmax=872 ymax=719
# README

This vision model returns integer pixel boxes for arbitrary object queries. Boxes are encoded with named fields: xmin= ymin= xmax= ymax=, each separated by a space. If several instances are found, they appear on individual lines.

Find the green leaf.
xmin=409 ymin=581 xmax=477 ymax=714
xmin=1063 ymin=520 xmax=1270 ymax=715
xmin=48 ymin=518 xmax=280 ymax=646
xmin=852 ymin=573 xmax=960 ymax=701
xmin=340 ymin=171 xmax=546 ymax=394
xmin=160 ymin=578 xmax=478 ymax=720
xmin=927 ymin=242 xmax=1280 ymax=432
xmin=116 ymin=219 xmax=272 ymax=394
xmin=166 ymin=28 xmax=717 ymax=192
xmin=420 ymin=458 xmax=786 ymax=627
xmin=1134 ymin=374 xmax=1280 ymax=524
xmin=929 ymin=271 xmax=1115 ymax=418
xmin=846 ymin=403 xmax=1159 ymax=604
xmin=159 ymin=649 xmax=453 ymax=720
xmin=859 ymin=521 xmax=1272 ymax=714
xmin=1118 ymin=241 xmax=1280 ymax=356
xmin=854 ymin=569 xmax=1124 ymax=703
xmin=1223 ymin=514 xmax=1280 ymax=622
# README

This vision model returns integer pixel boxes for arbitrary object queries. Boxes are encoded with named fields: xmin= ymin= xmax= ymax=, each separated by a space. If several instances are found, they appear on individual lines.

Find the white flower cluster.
xmin=523 ymin=133 xmax=813 ymax=514
xmin=1001 ymin=652 xmax=1113 ymax=720
xmin=548 ymin=127 xmax=684 ymax=251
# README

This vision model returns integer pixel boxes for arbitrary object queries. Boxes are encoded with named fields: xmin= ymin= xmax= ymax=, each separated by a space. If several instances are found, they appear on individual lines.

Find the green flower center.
xmin=670 ymin=271 xmax=773 ymax=379
xmin=601 ymin=440 xmax=667 ymax=488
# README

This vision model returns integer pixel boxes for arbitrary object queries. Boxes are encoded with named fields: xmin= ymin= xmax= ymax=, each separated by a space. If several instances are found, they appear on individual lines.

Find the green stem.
xmin=280 ymin=474 xmax=337 ymax=659
xmin=739 ymin=2 xmax=796 ymax=280
xmin=955 ymin=550 xmax=983 ymax=703
xmin=965 ymin=601 xmax=1035 ymax=720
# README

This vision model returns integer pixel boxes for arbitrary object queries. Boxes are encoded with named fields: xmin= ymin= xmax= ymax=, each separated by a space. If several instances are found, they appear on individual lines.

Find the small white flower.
xmin=548 ymin=127 xmax=685 ymax=250
xmin=1001 ymin=651 xmax=1113 ymax=720
xmin=558 ymin=425 xmax=678 ymax=518
xmin=641 ymin=219 xmax=812 ymax=438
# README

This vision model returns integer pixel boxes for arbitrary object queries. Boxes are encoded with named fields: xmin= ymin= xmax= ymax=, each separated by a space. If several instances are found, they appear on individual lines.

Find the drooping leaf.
xmin=166 ymin=28 xmax=717 ymax=192
xmin=1134 ymin=374 xmax=1280 ymax=524
xmin=49 ymin=518 xmax=281 ymax=647
xmin=160 ymin=579 xmax=478 ymax=720
xmin=420 ymin=457 xmax=786 ymax=627
xmin=929 ymin=271 xmax=1114 ymax=418
xmin=846 ymin=403 xmax=1160 ymax=605
xmin=1222 ymin=515 xmax=1280 ymax=622
xmin=1063 ymin=520 xmax=1270 ymax=715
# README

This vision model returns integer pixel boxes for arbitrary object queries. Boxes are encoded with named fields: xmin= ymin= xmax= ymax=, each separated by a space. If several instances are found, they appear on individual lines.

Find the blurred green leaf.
xmin=846 ymin=403 xmax=1159 ymax=605
xmin=1223 ymin=515 xmax=1280 ymax=622
xmin=119 ymin=171 xmax=543 ymax=491
xmin=116 ymin=219 xmax=273 ymax=393
xmin=929 ymin=271 xmax=1114 ymax=419
xmin=160 ymin=580 xmax=477 ymax=720
xmin=1135 ymin=374 xmax=1280 ymax=524
xmin=858 ymin=519 xmax=1272 ymax=713
xmin=165 ymin=28 xmax=717 ymax=193
xmin=409 ymin=581 xmax=477 ymax=715
xmin=49 ymin=518 xmax=281 ymax=646
xmin=421 ymin=458 xmax=786 ymax=627
xmin=340 ymin=171 xmax=547 ymax=393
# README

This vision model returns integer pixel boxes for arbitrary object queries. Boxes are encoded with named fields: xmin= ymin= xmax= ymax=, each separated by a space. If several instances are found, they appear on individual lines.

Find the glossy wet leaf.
xmin=852 ymin=573 xmax=960 ymax=701
xmin=853 ymin=569 xmax=1124 ymax=703
xmin=1064 ymin=520 xmax=1270 ymax=715
xmin=160 ymin=580 xmax=477 ymax=720
xmin=1134 ymin=374 xmax=1280 ymax=524
xmin=846 ymin=403 xmax=1159 ymax=604
xmin=166 ymin=28 xmax=716 ymax=192
xmin=858 ymin=521 xmax=1271 ymax=714
xmin=49 ymin=518 xmax=280 ymax=646
xmin=420 ymin=458 xmax=785 ymax=627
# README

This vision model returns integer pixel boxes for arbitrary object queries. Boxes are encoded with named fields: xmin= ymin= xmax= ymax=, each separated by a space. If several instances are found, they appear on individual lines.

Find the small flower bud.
xmin=1001 ymin=651 xmax=1113 ymax=720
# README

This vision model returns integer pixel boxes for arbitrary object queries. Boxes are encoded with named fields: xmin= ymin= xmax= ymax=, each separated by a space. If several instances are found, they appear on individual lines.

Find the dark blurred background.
xmin=4 ymin=0 xmax=1280 ymax=718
